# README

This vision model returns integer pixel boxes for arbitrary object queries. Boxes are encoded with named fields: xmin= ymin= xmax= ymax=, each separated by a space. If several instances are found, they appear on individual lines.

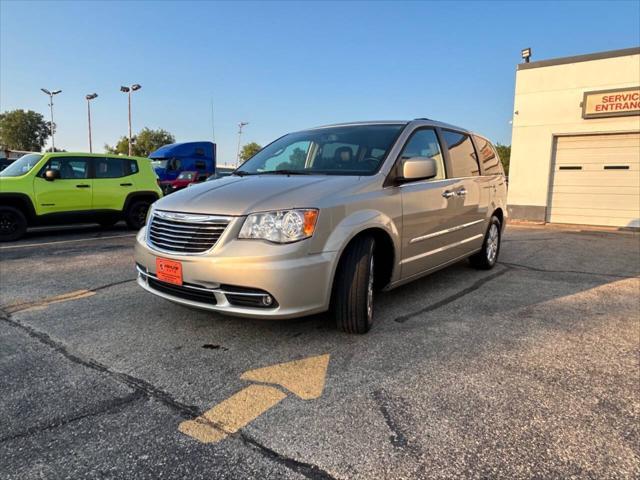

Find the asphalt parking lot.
xmin=1 ymin=223 xmax=639 ymax=479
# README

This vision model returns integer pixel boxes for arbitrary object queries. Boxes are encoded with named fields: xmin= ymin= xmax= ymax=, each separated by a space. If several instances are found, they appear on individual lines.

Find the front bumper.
xmin=134 ymin=227 xmax=337 ymax=319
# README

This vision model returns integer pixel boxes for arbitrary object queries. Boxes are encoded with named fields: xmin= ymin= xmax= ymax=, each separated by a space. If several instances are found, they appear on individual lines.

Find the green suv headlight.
xmin=238 ymin=209 xmax=319 ymax=243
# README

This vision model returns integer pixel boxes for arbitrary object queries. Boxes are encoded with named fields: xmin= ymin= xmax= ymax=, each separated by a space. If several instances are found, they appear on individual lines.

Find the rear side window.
xmin=95 ymin=157 xmax=126 ymax=178
xmin=442 ymin=130 xmax=480 ymax=177
xmin=473 ymin=136 xmax=504 ymax=176
xmin=399 ymin=128 xmax=445 ymax=180
xmin=128 ymin=160 xmax=139 ymax=174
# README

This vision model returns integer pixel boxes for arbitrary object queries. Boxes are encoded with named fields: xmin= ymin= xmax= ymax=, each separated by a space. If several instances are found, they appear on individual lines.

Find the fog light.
xmin=262 ymin=295 xmax=273 ymax=306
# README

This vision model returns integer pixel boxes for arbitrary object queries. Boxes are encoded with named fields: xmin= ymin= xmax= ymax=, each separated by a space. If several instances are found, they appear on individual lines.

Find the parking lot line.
xmin=0 ymin=233 xmax=136 ymax=250
xmin=5 ymin=289 xmax=96 ymax=314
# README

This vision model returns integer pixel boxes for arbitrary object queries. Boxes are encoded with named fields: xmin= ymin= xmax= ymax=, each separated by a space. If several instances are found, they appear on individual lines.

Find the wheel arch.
xmin=0 ymin=193 xmax=36 ymax=223
xmin=123 ymin=191 xmax=160 ymax=213
xmin=328 ymin=218 xmax=400 ymax=300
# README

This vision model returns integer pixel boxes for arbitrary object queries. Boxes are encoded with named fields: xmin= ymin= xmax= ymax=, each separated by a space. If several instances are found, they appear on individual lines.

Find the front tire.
xmin=469 ymin=216 xmax=501 ymax=270
xmin=0 ymin=207 xmax=27 ymax=242
xmin=125 ymin=200 xmax=151 ymax=230
xmin=333 ymin=236 xmax=376 ymax=334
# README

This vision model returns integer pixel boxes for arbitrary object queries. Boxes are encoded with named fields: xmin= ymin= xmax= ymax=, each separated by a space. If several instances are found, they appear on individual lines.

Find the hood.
xmin=152 ymin=174 xmax=365 ymax=216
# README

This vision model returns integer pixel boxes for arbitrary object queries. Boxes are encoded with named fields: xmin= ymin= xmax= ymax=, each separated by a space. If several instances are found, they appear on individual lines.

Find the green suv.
xmin=0 ymin=152 xmax=162 ymax=241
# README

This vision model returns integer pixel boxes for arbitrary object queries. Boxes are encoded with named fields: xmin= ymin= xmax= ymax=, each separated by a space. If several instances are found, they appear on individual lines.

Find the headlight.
xmin=238 ymin=209 xmax=319 ymax=243
xmin=145 ymin=205 xmax=155 ymax=226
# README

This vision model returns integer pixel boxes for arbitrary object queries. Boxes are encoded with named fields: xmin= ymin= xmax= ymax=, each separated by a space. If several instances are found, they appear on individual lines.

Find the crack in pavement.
xmin=2 ymin=278 xmax=136 ymax=314
xmin=0 ymin=310 xmax=337 ymax=479
xmin=394 ymin=267 xmax=511 ymax=323
xmin=0 ymin=311 xmax=202 ymax=419
xmin=240 ymin=431 xmax=340 ymax=480
xmin=499 ymin=261 xmax=637 ymax=279
xmin=0 ymin=391 xmax=145 ymax=443
xmin=372 ymin=389 xmax=409 ymax=450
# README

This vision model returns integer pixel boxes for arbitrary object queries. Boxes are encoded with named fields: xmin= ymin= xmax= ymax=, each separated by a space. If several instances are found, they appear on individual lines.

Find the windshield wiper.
xmin=259 ymin=169 xmax=313 ymax=176
xmin=233 ymin=170 xmax=254 ymax=176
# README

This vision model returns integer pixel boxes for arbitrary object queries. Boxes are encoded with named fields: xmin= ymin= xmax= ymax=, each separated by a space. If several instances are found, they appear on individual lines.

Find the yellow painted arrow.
xmin=179 ymin=354 xmax=330 ymax=443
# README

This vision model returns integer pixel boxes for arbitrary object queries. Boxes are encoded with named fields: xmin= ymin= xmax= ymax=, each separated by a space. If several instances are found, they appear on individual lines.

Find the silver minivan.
xmin=134 ymin=119 xmax=507 ymax=333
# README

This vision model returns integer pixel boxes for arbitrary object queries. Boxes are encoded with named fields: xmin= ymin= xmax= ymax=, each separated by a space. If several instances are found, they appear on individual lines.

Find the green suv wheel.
xmin=125 ymin=200 xmax=151 ymax=230
xmin=0 ymin=207 xmax=27 ymax=242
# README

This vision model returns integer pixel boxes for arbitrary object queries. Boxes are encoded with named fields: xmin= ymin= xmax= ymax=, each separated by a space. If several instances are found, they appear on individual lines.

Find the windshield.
xmin=151 ymin=159 xmax=168 ymax=169
xmin=0 ymin=153 xmax=43 ymax=177
xmin=177 ymin=171 xmax=195 ymax=180
xmin=236 ymin=124 xmax=404 ymax=176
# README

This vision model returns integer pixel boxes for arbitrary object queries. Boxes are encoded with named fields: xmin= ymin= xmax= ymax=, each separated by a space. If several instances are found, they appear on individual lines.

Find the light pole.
xmin=120 ymin=84 xmax=142 ymax=155
xmin=236 ymin=121 xmax=249 ymax=166
xmin=85 ymin=93 xmax=98 ymax=153
xmin=40 ymin=88 xmax=62 ymax=151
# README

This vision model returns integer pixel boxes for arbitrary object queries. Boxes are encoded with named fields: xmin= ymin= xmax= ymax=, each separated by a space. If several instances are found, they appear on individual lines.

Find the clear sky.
xmin=1 ymin=1 xmax=639 ymax=163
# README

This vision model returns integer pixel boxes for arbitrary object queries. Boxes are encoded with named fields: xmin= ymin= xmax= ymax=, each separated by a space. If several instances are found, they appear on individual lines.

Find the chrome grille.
xmin=147 ymin=211 xmax=231 ymax=254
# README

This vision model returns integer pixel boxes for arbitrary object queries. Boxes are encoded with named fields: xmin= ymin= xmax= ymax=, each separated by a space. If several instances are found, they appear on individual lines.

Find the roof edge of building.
xmin=517 ymin=46 xmax=640 ymax=71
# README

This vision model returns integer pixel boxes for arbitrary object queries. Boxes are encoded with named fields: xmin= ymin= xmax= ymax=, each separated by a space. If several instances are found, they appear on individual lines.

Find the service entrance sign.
xmin=582 ymin=86 xmax=640 ymax=119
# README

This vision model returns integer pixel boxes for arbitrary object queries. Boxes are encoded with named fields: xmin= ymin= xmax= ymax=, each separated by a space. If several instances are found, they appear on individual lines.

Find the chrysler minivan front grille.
xmin=147 ymin=211 xmax=231 ymax=254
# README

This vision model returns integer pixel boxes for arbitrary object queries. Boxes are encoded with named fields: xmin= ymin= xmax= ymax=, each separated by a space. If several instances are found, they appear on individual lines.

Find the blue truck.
xmin=149 ymin=141 xmax=216 ymax=182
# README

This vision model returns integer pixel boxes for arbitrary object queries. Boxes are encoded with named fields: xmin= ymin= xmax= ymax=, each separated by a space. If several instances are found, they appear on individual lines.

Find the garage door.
xmin=548 ymin=132 xmax=640 ymax=228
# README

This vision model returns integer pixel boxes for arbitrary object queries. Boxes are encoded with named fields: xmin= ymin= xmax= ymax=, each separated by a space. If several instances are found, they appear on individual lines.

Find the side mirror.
xmin=44 ymin=169 xmax=60 ymax=181
xmin=400 ymin=157 xmax=437 ymax=182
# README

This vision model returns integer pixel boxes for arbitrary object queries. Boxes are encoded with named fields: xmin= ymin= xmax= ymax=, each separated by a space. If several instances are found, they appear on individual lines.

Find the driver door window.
xmin=399 ymin=129 xmax=445 ymax=180
xmin=43 ymin=157 xmax=90 ymax=179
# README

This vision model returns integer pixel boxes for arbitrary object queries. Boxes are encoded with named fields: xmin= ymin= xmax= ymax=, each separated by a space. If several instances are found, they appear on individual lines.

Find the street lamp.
xmin=85 ymin=93 xmax=98 ymax=153
xmin=120 ymin=83 xmax=142 ymax=155
xmin=40 ymin=88 xmax=62 ymax=151
xmin=236 ymin=121 xmax=249 ymax=166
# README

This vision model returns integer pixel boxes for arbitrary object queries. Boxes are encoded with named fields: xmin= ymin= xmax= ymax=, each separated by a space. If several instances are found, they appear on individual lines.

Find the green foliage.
xmin=240 ymin=142 xmax=262 ymax=162
xmin=495 ymin=143 xmax=511 ymax=175
xmin=105 ymin=127 xmax=175 ymax=157
xmin=0 ymin=109 xmax=51 ymax=151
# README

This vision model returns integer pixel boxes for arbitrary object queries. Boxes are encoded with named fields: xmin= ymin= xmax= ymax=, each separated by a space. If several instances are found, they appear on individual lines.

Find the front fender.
xmin=313 ymin=208 xmax=402 ymax=291
xmin=323 ymin=208 xmax=400 ymax=254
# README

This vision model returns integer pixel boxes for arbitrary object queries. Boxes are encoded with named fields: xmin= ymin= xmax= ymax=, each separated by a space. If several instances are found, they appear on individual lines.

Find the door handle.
xmin=456 ymin=188 xmax=467 ymax=196
xmin=442 ymin=190 xmax=455 ymax=199
xmin=120 ymin=183 xmax=133 ymax=186
xmin=76 ymin=184 xmax=90 ymax=188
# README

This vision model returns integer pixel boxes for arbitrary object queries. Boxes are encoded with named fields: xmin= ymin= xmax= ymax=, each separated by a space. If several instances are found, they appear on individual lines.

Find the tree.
xmin=495 ymin=143 xmax=511 ymax=175
xmin=0 ymin=109 xmax=51 ymax=151
xmin=240 ymin=142 xmax=262 ymax=162
xmin=105 ymin=127 xmax=175 ymax=157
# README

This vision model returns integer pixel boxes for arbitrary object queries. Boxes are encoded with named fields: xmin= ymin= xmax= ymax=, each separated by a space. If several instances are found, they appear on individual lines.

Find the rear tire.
xmin=333 ymin=236 xmax=376 ymax=334
xmin=125 ymin=200 xmax=151 ymax=230
xmin=469 ymin=216 xmax=501 ymax=270
xmin=0 ymin=206 xmax=27 ymax=242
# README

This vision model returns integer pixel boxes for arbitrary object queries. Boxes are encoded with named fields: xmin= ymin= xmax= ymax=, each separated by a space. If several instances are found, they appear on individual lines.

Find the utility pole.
xmin=40 ymin=88 xmax=62 ymax=151
xmin=236 ymin=121 xmax=249 ymax=166
xmin=85 ymin=93 xmax=98 ymax=153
